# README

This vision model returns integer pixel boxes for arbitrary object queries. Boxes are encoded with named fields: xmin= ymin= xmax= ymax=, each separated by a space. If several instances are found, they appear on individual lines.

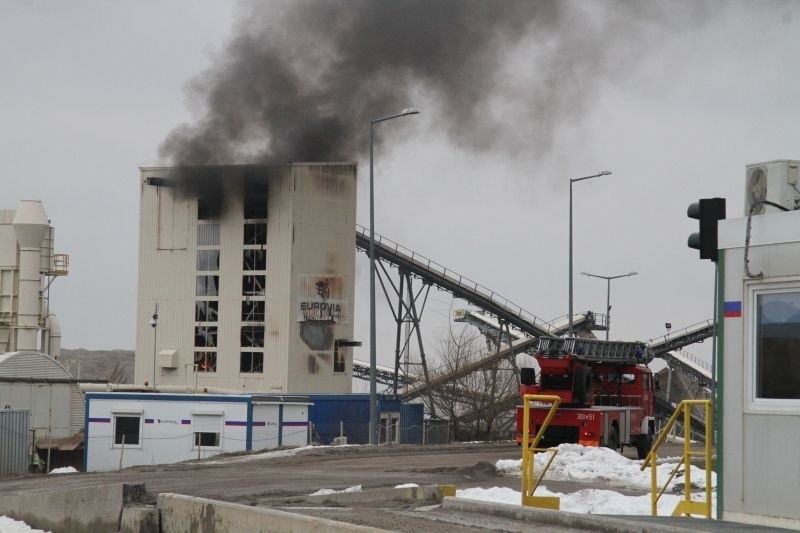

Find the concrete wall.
xmin=0 ymin=483 xmax=131 ymax=533
xmin=158 ymin=493 xmax=383 ymax=533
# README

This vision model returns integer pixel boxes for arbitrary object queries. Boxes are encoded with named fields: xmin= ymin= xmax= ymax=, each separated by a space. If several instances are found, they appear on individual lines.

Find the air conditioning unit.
xmin=157 ymin=349 xmax=179 ymax=368
xmin=744 ymin=160 xmax=800 ymax=216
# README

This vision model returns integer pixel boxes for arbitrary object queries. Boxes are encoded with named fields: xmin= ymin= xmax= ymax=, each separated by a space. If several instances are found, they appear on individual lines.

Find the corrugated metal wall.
xmin=0 ymin=409 xmax=30 ymax=475
xmin=399 ymin=403 xmax=423 ymax=444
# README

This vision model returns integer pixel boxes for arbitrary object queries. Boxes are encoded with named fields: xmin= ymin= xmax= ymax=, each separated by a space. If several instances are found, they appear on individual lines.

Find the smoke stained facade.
xmin=135 ymin=163 xmax=357 ymax=394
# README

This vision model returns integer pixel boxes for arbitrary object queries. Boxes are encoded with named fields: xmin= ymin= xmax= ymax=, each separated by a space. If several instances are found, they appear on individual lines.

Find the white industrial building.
xmin=0 ymin=200 xmax=67 ymax=356
xmin=0 ymin=200 xmax=79 ymax=470
xmin=135 ymin=164 xmax=357 ymax=394
xmin=83 ymin=392 xmax=310 ymax=471
xmin=717 ymin=159 xmax=800 ymax=528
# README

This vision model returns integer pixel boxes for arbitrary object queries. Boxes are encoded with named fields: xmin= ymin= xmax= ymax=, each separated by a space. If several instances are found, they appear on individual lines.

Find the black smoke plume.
xmin=160 ymin=0 xmax=710 ymax=167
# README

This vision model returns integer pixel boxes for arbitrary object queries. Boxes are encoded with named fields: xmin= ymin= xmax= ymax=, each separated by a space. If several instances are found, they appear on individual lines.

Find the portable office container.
xmin=84 ymin=392 xmax=310 ymax=472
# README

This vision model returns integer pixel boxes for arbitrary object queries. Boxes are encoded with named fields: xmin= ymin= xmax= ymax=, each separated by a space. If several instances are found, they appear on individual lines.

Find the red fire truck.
xmin=515 ymin=337 xmax=657 ymax=459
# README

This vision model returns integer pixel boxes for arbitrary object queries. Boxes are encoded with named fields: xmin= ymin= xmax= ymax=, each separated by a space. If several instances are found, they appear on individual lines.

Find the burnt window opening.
xmin=197 ymin=223 xmax=220 ymax=246
xmin=240 ymin=352 xmax=264 ymax=373
xmin=241 ymin=325 xmax=264 ymax=347
xmin=197 ymin=197 xmax=221 ymax=220
xmin=308 ymin=355 xmax=319 ymax=375
xmin=244 ymin=223 xmax=267 ymax=245
xmin=334 ymin=350 xmax=345 ymax=373
xmin=196 ymin=275 xmax=219 ymax=296
xmin=242 ymin=300 xmax=265 ymax=322
xmin=243 ymin=249 xmax=266 ymax=271
xmin=194 ymin=351 xmax=217 ymax=372
xmin=195 ymin=301 xmax=219 ymax=322
xmin=197 ymin=250 xmax=220 ymax=271
xmin=243 ymin=275 xmax=266 ymax=296
xmin=114 ymin=415 xmax=140 ymax=446
xmin=194 ymin=326 xmax=218 ymax=348
xmin=243 ymin=177 xmax=269 ymax=220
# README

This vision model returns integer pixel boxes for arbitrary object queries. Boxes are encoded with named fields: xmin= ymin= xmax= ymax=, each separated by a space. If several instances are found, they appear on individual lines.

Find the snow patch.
xmin=310 ymin=485 xmax=362 ymax=496
xmin=0 ymin=516 xmax=51 ymax=533
xmin=495 ymin=443 xmax=716 ymax=491
xmin=48 ymin=466 xmax=77 ymax=474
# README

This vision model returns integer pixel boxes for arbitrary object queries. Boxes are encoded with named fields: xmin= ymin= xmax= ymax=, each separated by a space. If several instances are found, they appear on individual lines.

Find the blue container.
xmin=308 ymin=394 xmax=403 ymax=444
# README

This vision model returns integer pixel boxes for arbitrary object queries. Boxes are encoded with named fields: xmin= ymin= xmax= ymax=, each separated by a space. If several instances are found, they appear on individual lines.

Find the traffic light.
xmin=687 ymin=197 xmax=726 ymax=261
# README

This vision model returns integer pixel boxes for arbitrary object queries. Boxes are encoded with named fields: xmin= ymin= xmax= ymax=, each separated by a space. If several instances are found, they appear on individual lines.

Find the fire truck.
xmin=515 ymin=337 xmax=657 ymax=459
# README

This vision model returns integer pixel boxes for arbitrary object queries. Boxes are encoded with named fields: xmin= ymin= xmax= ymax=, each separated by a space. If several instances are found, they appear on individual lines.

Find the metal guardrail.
xmin=641 ymin=399 xmax=713 ymax=518
xmin=355 ymin=225 xmax=555 ymax=337
xmin=521 ymin=394 xmax=561 ymax=510
xmin=648 ymin=320 xmax=714 ymax=357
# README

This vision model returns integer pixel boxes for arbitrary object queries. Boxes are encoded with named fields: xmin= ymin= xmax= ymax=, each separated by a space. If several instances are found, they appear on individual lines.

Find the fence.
xmin=0 ymin=409 xmax=30 ymax=475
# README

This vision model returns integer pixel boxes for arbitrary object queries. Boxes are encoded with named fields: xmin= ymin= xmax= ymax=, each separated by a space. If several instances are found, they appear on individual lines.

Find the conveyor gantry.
xmin=355 ymin=225 xmax=556 ymax=338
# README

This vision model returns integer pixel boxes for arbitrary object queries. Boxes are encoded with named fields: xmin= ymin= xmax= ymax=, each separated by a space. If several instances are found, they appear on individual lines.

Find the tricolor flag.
xmin=724 ymin=301 xmax=742 ymax=318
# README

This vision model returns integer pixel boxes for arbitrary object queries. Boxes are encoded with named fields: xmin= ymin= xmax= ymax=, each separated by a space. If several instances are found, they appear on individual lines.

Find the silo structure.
xmin=12 ymin=200 xmax=48 ymax=352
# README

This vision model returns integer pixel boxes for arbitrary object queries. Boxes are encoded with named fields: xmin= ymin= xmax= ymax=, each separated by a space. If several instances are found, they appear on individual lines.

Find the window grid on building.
xmin=241 ymin=181 xmax=267 ymax=374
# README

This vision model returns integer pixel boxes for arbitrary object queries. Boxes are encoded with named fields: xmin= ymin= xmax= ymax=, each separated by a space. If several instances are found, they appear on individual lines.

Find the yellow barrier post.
xmin=521 ymin=394 xmax=561 ymax=510
xmin=641 ymin=399 xmax=712 ymax=518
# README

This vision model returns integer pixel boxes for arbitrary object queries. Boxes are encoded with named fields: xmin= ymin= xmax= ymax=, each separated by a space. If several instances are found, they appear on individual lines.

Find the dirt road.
xmin=0 ymin=441 xmax=703 ymax=532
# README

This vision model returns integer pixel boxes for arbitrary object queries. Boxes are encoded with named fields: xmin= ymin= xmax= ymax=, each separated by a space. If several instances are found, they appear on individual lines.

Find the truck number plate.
xmin=576 ymin=413 xmax=596 ymax=421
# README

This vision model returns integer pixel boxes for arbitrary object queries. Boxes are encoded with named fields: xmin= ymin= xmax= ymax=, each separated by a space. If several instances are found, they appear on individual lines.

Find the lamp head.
xmin=400 ymin=107 xmax=420 ymax=116
xmin=599 ymin=170 xmax=612 ymax=176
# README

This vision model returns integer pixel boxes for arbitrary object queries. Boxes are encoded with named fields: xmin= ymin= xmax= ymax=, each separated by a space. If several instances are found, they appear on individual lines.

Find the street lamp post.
xmin=568 ymin=171 xmax=612 ymax=337
xmin=580 ymin=271 xmax=638 ymax=340
xmin=369 ymin=108 xmax=419 ymax=445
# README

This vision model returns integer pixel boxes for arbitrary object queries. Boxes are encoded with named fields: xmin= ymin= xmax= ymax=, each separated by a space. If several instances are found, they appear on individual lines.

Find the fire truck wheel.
xmin=573 ymin=365 xmax=592 ymax=404
xmin=636 ymin=434 xmax=654 ymax=459
xmin=605 ymin=424 xmax=619 ymax=451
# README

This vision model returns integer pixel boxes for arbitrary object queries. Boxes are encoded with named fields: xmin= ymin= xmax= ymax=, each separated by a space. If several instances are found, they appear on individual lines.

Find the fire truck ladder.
xmin=453 ymin=309 xmax=600 ymax=350
xmin=536 ymin=337 xmax=655 ymax=365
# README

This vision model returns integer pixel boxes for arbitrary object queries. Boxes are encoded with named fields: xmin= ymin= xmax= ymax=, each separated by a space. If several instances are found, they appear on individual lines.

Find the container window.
xmin=192 ymin=414 xmax=222 ymax=449
xmin=114 ymin=415 xmax=141 ymax=446
xmin=755 ymin=291 xmax=800 ymax=399
xmin=197 ymin=250 xmax=220 ymax=271
xmin=240 ymin=352 xmax=264 ymax=373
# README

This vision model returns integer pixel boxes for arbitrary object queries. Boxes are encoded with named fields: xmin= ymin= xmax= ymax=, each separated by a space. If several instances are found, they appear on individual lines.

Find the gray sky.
xmin=2 ymin=1 xmax=799 ymax=371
